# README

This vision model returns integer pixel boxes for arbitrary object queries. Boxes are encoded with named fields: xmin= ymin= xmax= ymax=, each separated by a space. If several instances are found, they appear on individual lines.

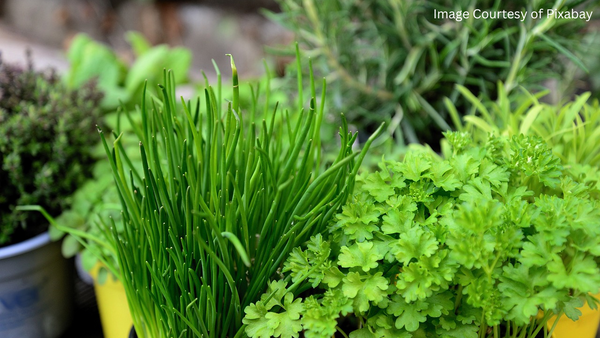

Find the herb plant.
xmin=0 ymin=56 xmax=103 ymax=247
xmin=267 ymin=0 xmax=593 ymax=144
xmin=244 ymin=132 xmax=600 ymax=338
xmin=64 ymin=32 xmax=191 ymax=110
xmin=16 ymin=31 xmax=192 ymax=273
xmin=98 ymin=56 xmax=383 ymax=338
xmin=27 ymin=111 xmax=144 ymax=282
xmin=448 ymin=84 xmax=600 ymax=168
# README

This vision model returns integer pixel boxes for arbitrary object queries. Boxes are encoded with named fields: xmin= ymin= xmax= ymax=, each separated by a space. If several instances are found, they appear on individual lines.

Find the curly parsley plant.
xmin=244 ymin=132 xmax=600 ymax=338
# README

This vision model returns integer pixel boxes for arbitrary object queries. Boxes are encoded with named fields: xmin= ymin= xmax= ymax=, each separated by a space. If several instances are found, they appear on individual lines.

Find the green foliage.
xmin=245 ymin=132 xmax=600 ymax=338
xmin=450 ymin=83 xmax=600 ymax=171
xmin=562 ymin=30 xmax=600 ymax=101
xmin=268 ymin=0 xmax=593 ymax=144
xmin=98 ymin=55 xmax=383 ymax=338
xmin=31 ymin=111 xmax=143 ymax=279
xmin=64 ymin=32 xmax=191 ymax=110
xmin=21 ymin=31 xmax=192 ymax=272
xmin=0 ymin=57 xmax=103 ymax=246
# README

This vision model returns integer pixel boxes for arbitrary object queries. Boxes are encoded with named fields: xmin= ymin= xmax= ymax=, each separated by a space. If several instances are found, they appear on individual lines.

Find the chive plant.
xmin=99 ymin=56 xmax=383 ymax=338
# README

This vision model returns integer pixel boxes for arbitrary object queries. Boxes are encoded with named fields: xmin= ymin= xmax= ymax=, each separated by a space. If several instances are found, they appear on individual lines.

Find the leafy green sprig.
xmin=244 ymin=132 xmax=600 ymax=338
xmin=448 ymin=83 xmax=600 ymax=171
xmin=97 ymin=54 xmax=383 ymax=338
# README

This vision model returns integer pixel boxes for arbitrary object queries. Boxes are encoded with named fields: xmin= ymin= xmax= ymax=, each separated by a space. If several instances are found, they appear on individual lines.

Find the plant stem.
xmin=454 ymin=284 xmax=464 ymax=313
xmin=336 ymin=326 xmax=350 ymax=338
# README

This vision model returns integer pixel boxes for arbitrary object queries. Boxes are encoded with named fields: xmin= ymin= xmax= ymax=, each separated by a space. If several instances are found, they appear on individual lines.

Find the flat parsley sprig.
xmin=243 ymin=132 xmax=600 ymax=338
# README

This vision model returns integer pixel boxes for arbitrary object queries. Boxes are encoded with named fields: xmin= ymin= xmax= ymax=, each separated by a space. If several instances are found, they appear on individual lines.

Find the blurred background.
xmin=0 ymin=0 xmax=290 ymax=79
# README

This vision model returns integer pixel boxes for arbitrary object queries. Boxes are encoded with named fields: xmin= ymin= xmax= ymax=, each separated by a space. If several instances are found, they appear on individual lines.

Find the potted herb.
xmin=244 ymin=131 xmax=600 ymax=338
xmin=94 ymin=52 xmax=384 ymax=338
xmin=445 ymin=84 xmax=600 ymax=337
xmin=0 ymin=56 xmax=102 ymax=337
xmin=21 ymin=120 xmax=139 ymax=338
xmin=17 ymin=33 xmax=193 ymax=338
xmin=26 ymin=142 xmax=139 ymax=338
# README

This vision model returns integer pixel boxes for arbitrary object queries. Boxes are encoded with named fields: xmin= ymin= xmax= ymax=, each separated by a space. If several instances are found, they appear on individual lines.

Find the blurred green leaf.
xmin=125 ymin=45 xmax=168 ymax=93
xmin=62 ymin=235 xmax=82 ymax=258
xmin=539 ymin=33 xmax=589 ymax=73
xmin=97 ymin=267 xmax=108 ymax=285
xmin=81 ymin=249 xmax=98 ymax=272
xmin=126 ymin=31 xmax=152 ymax=57
xmin=165 ymin=48 xmax=192 ymax=84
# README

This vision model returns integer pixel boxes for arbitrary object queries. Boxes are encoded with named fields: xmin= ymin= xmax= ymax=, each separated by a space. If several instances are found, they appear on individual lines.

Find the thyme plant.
xmin=99 ymin=57 xmax=383 ymax=337
xmin=0 ymin=56 xmax=102 ymax=246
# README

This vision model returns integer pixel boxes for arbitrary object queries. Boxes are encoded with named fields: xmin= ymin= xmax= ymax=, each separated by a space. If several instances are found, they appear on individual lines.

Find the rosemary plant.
xmin=99 ymin=57 xmax=383 ymax=338
xmin=268 ymin=0 xmax=594 ymax=144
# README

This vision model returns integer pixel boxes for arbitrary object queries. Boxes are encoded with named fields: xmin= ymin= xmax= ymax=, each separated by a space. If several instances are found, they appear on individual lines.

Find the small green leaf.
xmin=388 ymin=295 xmax=428 ymax=332
xmin=96 ymin=267 xmax=108 ymax=285
xmin=342 ymin=272 xmax=389 ymax=313
xmin=126 ymin=31 xmax=152 ymax=57
xmin=562 ymin=297 xmax=585 ymax=321
xmin=349 ymin=328 xmax=377 ymax=338
xmin=519 ymin=105 xmax=543 ymax=135
xmin=381 ymin=208 xmax=415 ymax=235
xmin=125 ymin=46 xmax=168 ymax=93
xmin=438 ymin=324 xmax=479 ymax=338
xmin=338 ymin=242 xmax=382 ymax=272
xmin=61 ymin=235 xmax=82 ymax=258
xmin=322 ymin=266 xmax=345 ymax=288
xmin=429 ymin=160 xmax=461 ymax=191
xmin=244 ymin=301 xmax=277 ymax=338
xmin=222 ymin=231 xmax=251 ymax=267
xmin=392 ymin=227 xmax=438 ymax=265
xmin=397 ymin=151 xmax=431 ymax=181
xmin=81 ymin=249 xmax=99 ymax=272
xmin=265 ymin=293 xmax=304 ymax=338
xmin=363 ymin=172 xmax=395 ymax=202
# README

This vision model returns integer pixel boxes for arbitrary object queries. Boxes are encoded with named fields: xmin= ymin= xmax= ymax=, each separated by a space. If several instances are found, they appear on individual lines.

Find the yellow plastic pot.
xmin=547 ymin=293 xmax=600 ymax=338
xmin=90 ymin=264 xmax=133 ymax=338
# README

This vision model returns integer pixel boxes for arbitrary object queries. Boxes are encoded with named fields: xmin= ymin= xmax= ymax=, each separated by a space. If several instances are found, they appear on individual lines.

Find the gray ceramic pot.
xmin=0 ymin=232 xmax=73 ymax=338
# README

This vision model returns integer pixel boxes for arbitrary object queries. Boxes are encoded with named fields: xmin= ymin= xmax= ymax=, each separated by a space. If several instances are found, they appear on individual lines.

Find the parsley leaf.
xmin=338 ymin=241 xmax=384 ymax=271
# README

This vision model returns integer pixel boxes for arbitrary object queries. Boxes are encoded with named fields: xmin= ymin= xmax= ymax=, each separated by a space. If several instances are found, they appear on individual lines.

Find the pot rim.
xmin=0 ymin=231 xmax=51 ymax=260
